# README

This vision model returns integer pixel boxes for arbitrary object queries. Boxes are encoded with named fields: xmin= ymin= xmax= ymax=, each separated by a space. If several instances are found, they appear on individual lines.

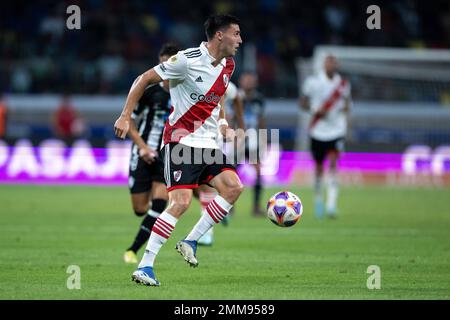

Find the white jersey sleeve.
xmin=225 ymin=81 xmax=238 ymax=101
xmin=154 ymin=52 xmax=188 ymax=80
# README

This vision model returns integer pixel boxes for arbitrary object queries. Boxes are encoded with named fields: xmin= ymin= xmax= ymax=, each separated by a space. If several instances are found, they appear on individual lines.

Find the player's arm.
xmin=299 ymin=95 xmax=310 ymax=112
xmin=218 ymin=96 xmax=235 ymax=142
xmin=114 ymin=69 xmax=162 ymax=139
xmin=128 ymin=119 xmax=157 ymax=164
xmin=300 ymin=77 xmax=313 ymax=112
xmin=114 ymin=52 xmax=187 ymax=139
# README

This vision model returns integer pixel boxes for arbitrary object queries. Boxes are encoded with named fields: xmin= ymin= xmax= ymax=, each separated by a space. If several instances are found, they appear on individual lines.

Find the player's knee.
xmin=132 ymin=204 xmax=148 ymax=216
xmin=133 ymin=209 xmax=147 ymax=217
xmin=225 ymin=181 xmax=244 ymax=202
xmin=169 ymin=197 xmax=191 ymax=214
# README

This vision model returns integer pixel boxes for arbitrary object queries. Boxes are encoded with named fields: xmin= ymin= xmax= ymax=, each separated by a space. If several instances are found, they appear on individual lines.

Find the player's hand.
xmin=139 ymin=147 xmax=158 ymax=164
xmin=220 ymin=125 xmax=235 ymax=142
xmin=114 ymin=116 xmax=130 ymax=139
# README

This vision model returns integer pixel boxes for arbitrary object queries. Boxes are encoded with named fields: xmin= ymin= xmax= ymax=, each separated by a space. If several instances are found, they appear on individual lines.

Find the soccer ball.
xmin=267 ymin=191 xmax=303 ymax=227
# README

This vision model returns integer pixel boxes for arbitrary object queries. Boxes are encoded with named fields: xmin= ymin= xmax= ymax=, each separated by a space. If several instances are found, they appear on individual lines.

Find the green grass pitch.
xmin=0 ymin=184 xmax=449 ymax=299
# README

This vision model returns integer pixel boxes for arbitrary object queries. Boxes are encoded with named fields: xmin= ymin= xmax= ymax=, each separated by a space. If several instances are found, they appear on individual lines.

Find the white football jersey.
xmin=302 ymin=72 xmax=351 ymax=141
xmin=154 ymin=42 xmax=235 ymax=149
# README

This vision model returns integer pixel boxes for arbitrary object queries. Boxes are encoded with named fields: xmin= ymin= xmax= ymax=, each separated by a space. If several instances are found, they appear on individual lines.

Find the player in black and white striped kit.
xmin=123 ymin=43 xmax=179 ymax=264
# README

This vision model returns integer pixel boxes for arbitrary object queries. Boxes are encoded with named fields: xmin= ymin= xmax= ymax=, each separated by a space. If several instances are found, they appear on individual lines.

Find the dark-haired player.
xmin=114 ymin=14 xmax=243 ymax=286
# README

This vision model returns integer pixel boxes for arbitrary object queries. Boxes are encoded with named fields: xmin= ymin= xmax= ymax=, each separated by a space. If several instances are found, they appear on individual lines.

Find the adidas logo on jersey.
xmin=195 ymin=76 xmax=203 ymax=82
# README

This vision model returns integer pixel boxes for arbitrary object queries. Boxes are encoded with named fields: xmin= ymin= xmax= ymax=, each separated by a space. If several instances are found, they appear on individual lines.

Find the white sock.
xmin=199 ymin=190 xmax=217 ymax=215
xmin=326 ymin=173 xmax=339 ymax=212
xmin=185 ymin=195 xmax=232 ymax=241
xmin=198 ymin=190 xmax=217 ymax=236
xmin=314 ymin=175 xmax=323 ymax=204
xmin=138 ymin=211 xmax=178 ymax=268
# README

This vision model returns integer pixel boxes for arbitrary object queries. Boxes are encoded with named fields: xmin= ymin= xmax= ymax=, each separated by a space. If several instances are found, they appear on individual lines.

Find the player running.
xmin=114 ymin=14 xmax=243 ymax=286
xmin=300 ymin=54 xmax=351 ymax=218
xmin=123 ymin=43 xmax=179 ymax=264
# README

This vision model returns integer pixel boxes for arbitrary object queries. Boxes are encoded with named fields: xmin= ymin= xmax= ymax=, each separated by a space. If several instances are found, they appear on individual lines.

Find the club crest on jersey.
xmin=173 ymin=170 xmax=182 ymax=182
xmin=223 ymin=74 xmax=229 ymax=87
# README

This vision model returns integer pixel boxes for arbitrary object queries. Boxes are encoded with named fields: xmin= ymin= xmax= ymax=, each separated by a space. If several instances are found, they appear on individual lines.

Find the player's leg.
xmin=252 ymin=162 xmax=263 ymax=216
xmin=311 ymin=138 xmax=326 ymax=218
xmin=133 ymin=188 xmax=193 ymax=284
xmin=183 ymin=169 xmax=243 ymax=245
xmin=124 ymin=158 xmax=153 ymax=263
xmin=133 ymin=143 xmax=200 ymax=284
xmin=130 ymin=193 xmax=151 ymax=216
xmin=175 ymin=147 xmax=243 ymax=267
xmin=314 ymin=160 xmax=325 ymax=218
xmin=251 ymin=138 xmax=264 ymax=216
xmin=196 ymin=184 xmax=217 ymax=246
xmin=325 ymin=139 xmax=343 ymax=217
xmin=126 ymin=182 xmax=168 ymax=260
xmin=123 ymin=192 xmax=151 ymax=263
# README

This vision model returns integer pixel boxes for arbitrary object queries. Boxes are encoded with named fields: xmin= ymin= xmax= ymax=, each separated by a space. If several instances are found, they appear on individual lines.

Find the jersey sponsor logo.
xmin=189 ymin=92 xmax=221 ymax=103
xmin=223 ymin=74 xmax=229 ymax=87
xmin=173 ymin=170 xmax=182 ymax=182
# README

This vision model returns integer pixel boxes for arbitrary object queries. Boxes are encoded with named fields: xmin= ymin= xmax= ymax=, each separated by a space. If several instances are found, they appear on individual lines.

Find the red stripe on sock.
xmin=152 ymin=226 xmax=170 ymax=239
xmin=157 ymin=218 xmax=174 ymax=231
xmin=206 ymin=206 xmax=219 ymax=223
xmin=155 ymin=221 xmax=172 ymax=235
xmin=211 ymin=201 xmax=227 ymax=218
xmin=209 ymin=202 xmax=225 ymax=220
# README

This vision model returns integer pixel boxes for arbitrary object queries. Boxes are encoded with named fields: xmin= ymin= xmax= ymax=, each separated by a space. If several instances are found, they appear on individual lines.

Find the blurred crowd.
xmin=1 ymin=0 xmax=449 ymax=97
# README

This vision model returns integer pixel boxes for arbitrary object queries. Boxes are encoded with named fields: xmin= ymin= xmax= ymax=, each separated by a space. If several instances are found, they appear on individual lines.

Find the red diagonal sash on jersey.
xmin=163 ymin=58 xmax=235 ymax=144
xmin=309 ymin=78 xmax=347 ymax=130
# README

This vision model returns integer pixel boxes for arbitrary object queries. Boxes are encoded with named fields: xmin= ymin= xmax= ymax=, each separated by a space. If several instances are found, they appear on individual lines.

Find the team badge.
xmin=174 ymin=170 xmax=182 ymax=182
xmin=169 ymin=55 xmax=177 ymax=63
xmin=223 ymin=74 xmax=229 ymax=87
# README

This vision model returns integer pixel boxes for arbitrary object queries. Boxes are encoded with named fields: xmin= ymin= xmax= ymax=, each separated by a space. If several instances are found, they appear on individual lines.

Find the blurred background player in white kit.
xmin=197 ymin=80 xmax=245 ymax=246
xmin=300 ymin=55 xmax=351 ymax=218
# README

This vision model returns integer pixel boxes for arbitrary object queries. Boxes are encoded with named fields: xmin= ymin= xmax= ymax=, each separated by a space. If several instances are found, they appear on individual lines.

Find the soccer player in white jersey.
xmin=114 ymin=14 xmax=243 ymax=286
xmin=300 ymin=55 xmax=351 ymax=218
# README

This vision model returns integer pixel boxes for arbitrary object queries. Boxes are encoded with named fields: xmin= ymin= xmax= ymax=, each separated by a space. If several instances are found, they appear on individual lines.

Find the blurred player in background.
xmin=238 ymin=71 xmax=266 ymax=216
xmin=197 ymin=81 xmax=245 ymax=246
xmin=114 ymin=14 xmax=243 ymax=286
xmin=52 ymin=94 xmax=86 ymax=144
xmin=300 ymin=55 xmax=351 ymax=218
xmin=123 ymin=43 xmax=180 ymax=264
